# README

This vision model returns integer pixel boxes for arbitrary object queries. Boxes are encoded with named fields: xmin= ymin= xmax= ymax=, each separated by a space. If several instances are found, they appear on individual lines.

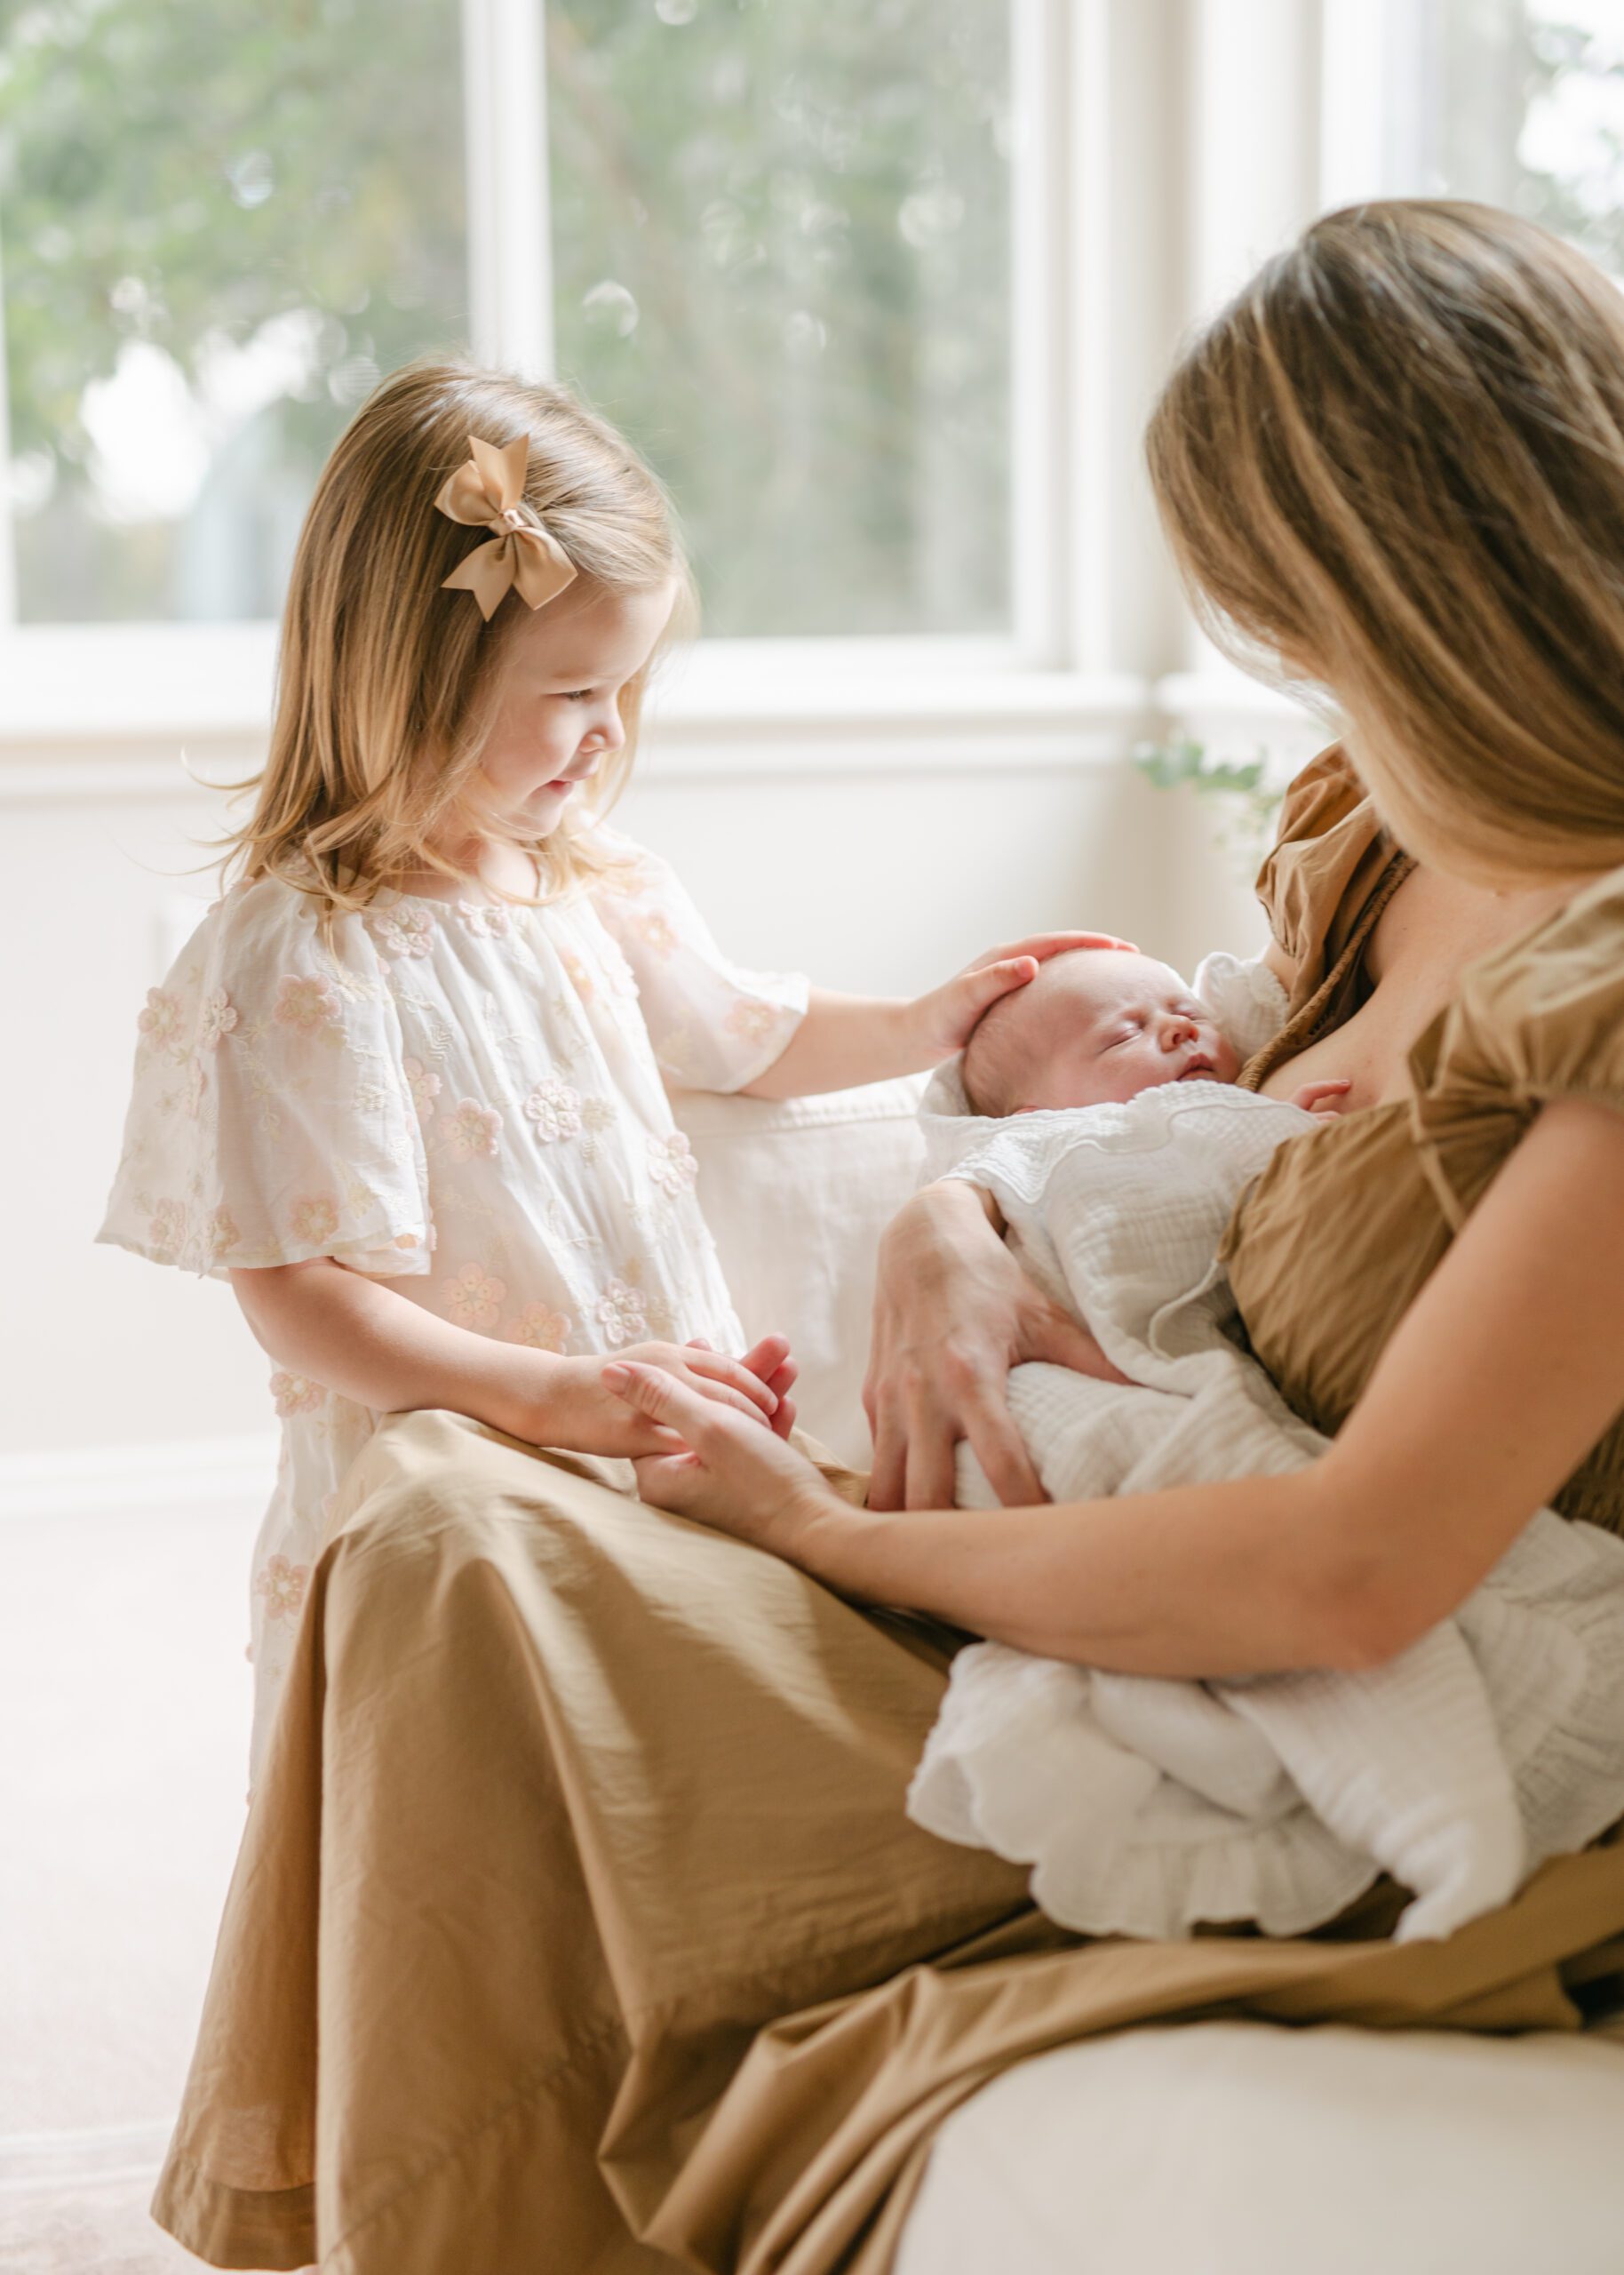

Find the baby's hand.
xmin=1291 ymin=1078 xmax=1353 ymax=1123
xmin=913 ymin=931 xmax=1139 ymax=1059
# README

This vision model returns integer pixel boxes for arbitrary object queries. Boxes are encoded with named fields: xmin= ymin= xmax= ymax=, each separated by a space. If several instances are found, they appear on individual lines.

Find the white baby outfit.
xmin=908 ymin=955 xmax=1624 ymax=1943
xmin=99 ymin=826 xmax=806 ymax=1776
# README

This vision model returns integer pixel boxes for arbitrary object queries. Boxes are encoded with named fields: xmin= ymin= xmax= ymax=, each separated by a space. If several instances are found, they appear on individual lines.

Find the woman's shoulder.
xmin=1408 ymin=861 xmax=1624 ymax=1223
xmin=1445 ymin=861 xmax=1624 ymax=1079
xmin=1254 ymin=743 xmax=1401 ymax=983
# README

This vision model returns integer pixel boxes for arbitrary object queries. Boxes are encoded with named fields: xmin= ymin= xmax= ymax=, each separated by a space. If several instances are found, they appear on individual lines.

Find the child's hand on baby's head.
xmin=1290 ymin=1078 xmax=1353 ymax=1122
xmin=914 ymin=931 xmax=1139 ymax=1061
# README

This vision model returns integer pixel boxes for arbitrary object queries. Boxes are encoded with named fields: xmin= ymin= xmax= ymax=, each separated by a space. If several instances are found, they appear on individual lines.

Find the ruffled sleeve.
xmin=97 ymin=879 xmax=433 ymax=1280
xmin=586 ymin=826 xmax=808 ymax=1091
xmin=1409 ymin=866 xmax=1624 ymax=1227
xmin=1254 ymin=744 xmax=1398 ymax=1007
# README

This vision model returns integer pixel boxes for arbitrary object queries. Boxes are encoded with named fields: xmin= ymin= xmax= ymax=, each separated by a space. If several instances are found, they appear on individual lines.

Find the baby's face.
xmin=968 ymin=951 xmax=1240 ymax=1114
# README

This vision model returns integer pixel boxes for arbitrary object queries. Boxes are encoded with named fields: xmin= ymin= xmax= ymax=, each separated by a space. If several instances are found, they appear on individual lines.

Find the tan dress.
xmin=1228 ymin=745 xmax=1624 ymax=1532
xmin=152 ymin=756 xmax=1624 ymax=2275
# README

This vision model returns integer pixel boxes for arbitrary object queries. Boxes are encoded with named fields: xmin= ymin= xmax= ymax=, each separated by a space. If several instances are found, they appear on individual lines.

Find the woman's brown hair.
xmin=1146 ymin=199 xmax=1624 ymax=879
xmin=223 ymin=359 xmax=689 ymax=913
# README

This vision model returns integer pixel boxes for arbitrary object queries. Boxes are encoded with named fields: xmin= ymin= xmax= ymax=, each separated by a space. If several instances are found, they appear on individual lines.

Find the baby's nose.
xmin=1162 ymin=1015 xmax=1197 ymax=1050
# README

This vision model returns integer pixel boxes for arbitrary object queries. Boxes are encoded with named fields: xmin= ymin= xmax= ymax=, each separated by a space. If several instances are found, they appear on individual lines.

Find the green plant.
xmin=1132 ymin=735 xmax=1285 ymax=873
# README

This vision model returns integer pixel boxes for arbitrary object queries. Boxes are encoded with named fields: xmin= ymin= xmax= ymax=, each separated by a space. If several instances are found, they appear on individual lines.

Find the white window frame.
xmin=0 ymin=0 xmax=1175 ymax=755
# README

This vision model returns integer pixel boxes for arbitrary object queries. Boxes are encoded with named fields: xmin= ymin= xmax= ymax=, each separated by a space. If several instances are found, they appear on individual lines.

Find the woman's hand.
xmin=864 ymin=1180 xmax=1127 ymax=1510
xmin=907 ymin=930 xmax=1138 ymax=1062
xmin=515 ymin=1333 xmax=798 ymax=1457
xmin=602 ymin=1360 xmax=842 ymax=1557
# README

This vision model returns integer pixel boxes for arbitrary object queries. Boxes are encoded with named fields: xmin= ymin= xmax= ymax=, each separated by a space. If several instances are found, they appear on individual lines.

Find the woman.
xmin=155 ymin=201 xmax=1624 ymax=2275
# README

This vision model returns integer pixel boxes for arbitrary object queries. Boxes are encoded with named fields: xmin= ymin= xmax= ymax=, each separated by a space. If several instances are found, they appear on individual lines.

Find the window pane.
xmin=0 ymin=0 xmax=467 ymax=623
xmin=1383 ymin=2 xmax=1624 ymax=278
xmin=545 ymin=0 xmax=1012 ymax=638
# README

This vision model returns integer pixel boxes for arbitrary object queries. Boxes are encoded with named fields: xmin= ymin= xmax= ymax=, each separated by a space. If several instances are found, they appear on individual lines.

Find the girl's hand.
xmin=909 ymin=930 xmax=1138 ymax=1061
xmin=518 ymin=1335 xmax=795 ymax=1457
xmin=602 ymin=1361 xmax=840 ymax=1557
xmin=864 ymin=1180 xmax=1128 ymax=1510
xmin=1290 ymin=1077 xmax=1353 ymax=1122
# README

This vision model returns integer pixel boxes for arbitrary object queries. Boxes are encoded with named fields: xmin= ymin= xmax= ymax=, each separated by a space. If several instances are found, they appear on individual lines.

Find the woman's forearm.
xmin=231 ymin=1258 xmax=545 ymax=1436
xmin=793 ymin=1464 xmax=1378 ymax=1675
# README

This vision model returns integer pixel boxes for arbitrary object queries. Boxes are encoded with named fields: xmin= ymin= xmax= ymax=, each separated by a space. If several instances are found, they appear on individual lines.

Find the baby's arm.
xmin=743 ymin=932 xmax=1135 ymax=1099
xmin=230 ymin=1260 xmax=795 ymax=1456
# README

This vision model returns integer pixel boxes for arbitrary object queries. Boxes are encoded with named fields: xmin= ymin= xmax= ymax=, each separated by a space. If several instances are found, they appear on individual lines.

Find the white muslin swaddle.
xmin=906 ymin=995 xmax=1624 ymax=1944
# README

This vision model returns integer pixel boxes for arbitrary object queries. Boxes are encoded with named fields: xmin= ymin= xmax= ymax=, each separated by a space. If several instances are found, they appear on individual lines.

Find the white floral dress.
xmin=99 ymin=827 xmax=807 ymax=1772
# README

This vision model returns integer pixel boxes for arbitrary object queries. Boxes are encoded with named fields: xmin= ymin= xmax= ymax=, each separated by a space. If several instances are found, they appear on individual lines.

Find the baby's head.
xmin=229 ymin=358 xmax=689 ymax=912
xmin=960 ymin=949 xmax=1239 ymax=1116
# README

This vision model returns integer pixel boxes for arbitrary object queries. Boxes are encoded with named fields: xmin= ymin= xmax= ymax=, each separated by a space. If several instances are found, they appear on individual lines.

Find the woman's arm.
xmin=862 ymin=1179 xmax=1128 ymax=1510
xmin=741 ymin=931 xmax=1134 ymax=1100
xmin=609 ymin=1098 xmax=1624 ymax=1676
xmin=231 ymin=1259 xmax=791 ymax=1456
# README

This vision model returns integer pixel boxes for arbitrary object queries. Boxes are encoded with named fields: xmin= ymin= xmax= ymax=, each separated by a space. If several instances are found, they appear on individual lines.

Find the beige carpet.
xmin=1 ymin=1490 xmax=269 ymax=2271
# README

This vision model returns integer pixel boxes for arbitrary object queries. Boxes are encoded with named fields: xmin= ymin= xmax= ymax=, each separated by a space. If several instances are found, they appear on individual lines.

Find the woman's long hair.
xmin=224 ymin=358 xmax=691 ymax=913
xmin=1146 ymin=200 xmax=1624 ymax=879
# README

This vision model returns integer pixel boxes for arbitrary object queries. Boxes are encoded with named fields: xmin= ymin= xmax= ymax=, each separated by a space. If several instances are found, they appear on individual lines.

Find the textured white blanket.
xmin=907 ymin=1063 xmax=1624 ymax=1941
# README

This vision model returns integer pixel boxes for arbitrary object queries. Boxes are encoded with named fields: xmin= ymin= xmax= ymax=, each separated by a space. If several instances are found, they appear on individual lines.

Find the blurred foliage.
xmin=1133 ymin=736 xmax=1286 ymax=875
xmin=0 ymin=0 xmax=466 ymax=618
xmin=0 ymin=0 xmax=1008 ymax=633
xmin=1492 ymin=7 xmax=1624 ymax=267
xmin=545 ymin=0 xmax=1011 ymax=635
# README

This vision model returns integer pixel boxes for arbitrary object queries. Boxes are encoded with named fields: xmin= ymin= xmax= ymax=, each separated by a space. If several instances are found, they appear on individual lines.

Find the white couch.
xmin=678 ymin=1079 xmax=1624 ymax=2275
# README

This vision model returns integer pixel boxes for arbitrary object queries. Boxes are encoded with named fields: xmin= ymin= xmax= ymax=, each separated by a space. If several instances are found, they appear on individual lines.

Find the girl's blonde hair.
xmin=225 ymin=358 xmax=689 ymax=911
xmin=1146 ymin=199 xmax=1624 ymax=881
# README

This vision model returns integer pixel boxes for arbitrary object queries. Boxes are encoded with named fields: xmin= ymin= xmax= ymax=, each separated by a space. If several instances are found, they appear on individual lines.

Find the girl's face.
xmin=475 ymin=579 xmax=676 ymax=834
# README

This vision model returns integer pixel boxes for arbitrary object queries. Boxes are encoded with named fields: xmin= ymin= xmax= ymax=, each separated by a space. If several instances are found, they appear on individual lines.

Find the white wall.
xmin=0 ymin=734 xmax=1273 ymax=1462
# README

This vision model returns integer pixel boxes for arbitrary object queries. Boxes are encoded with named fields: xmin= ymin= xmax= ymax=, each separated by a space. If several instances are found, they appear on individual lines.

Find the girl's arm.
xmin=230 ymin=1258 xmax=792 ymax=1457
xmin=608 ymin=1098 xmax=1624 ymax=1676
xmin=741 ymin=931 xmax=1134 ymax=1099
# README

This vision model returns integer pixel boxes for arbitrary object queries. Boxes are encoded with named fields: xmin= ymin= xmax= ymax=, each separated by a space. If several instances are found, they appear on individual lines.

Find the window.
xmin=0 ymin=0 xmax=1013 ymax=647
xmin=1326 ymin=1 xmax=1624 ymax=275
xmin=0 ymin=0 xmax=468 ymax=624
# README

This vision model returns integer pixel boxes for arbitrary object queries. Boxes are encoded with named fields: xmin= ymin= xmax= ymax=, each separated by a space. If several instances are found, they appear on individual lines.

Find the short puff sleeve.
xmin=98 ymin=880 xmax=432 ymax=1279
xmin=586 ymin=826 xmax=808 ymax=1091
xmin=1254 ymin=744 xmax=1398 ymax=1007
xmin=1409 ymin=866 xmax=1624 ymax=1227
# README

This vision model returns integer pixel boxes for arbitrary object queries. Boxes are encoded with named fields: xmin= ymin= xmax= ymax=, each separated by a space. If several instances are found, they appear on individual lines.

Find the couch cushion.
xmin=672 ymin=1076 xmax=928 ymax=1467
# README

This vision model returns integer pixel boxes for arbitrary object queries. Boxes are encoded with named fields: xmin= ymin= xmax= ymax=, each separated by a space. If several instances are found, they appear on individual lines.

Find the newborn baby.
xmin=959 ymin=946 xmax=1347 ymax=1121
xmin=907 ymin=944 xmax=1604 ymax=1947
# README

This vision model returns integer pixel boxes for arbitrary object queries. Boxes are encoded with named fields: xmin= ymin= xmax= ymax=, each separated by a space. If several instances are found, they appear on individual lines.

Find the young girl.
xmin=98 ymin=360 xmax=1114 ymax=1772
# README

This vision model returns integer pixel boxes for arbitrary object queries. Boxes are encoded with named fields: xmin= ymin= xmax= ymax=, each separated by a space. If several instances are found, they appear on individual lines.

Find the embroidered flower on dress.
xmin=365 ymin=906 xmax=437 ymax=962
xmin=270 ymin=1370 xmax=328 ymax=1417
xmin=636 ymin=912 xmax=678 ymax=959
xmin=195 ymin=988 xmax=238 ymax=1050
xmin=402 ymin=1055 xmax=442 ymax=1120
xmin=647 ymin=1131 xmax=697 ymax=1198
xmin=444 ymin=1261 xmax=506 ymax=1329
xmin=181 ymin=1057 xmax=206 ymax=1120
xmin=209 ymin=1205 xmax=240 ymax=1259
xmin=274 ymin=974 xmax=341 ymax=1034
xmin=287 ymin=1193 xmax=340 ymax=1246
xmin=503 ymin=1302 xmax=572 ymax=1352
xmin=561 ymin=951 xmax=595 ymax=1006
xmin=443 ymin=1098 xmax=502 ymax=1161
xmin=725 ymin=999 xmax=787 ymax=1048
xmin=254 ymin=1554 xmax=309 ymax=1623
xmin=457 ymin=902 xmax=512 ymax=938
xmin=138 ymin=988 xmax=185 ymax=1054
xmin=522 ymin=1078 xmax=583 ymax=1143
xmin=595 ymin=1277 xmax=649 ymax=1348
xmin=147 ymin=1197 xmax=187 ymax=1260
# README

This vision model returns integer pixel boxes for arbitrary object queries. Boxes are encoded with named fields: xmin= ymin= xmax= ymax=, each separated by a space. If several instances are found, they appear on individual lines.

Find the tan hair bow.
xmin=434 ymin=434 xmax=577 ymax=620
